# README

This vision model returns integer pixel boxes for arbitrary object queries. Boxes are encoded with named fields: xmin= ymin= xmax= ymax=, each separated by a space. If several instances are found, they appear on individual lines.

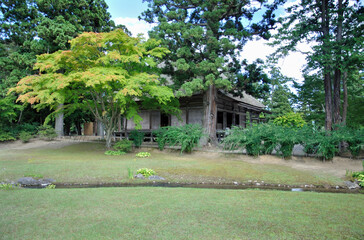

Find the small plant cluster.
xmin=136 ymin=152 xmax=151 ymax=158
xmin=113 ymin=139 xmax=133 ymax=153
xmin=346 ymin=161 xmax=364 ymax=187
xmin=37 ymin=125 xmax=57 ymax=140
xmin=154 ymin=124 xmax=204 ymax=153
xmin=104 ymin=150 xmax=126 ymax=156
xmin=136 ymin=168 xmax=156 ymax=177
xmin=0 ymin=183 xmax=18 ymax=190
xmin=129 ymin=130 xmax=145 ymax=148
xmin=45 ymin=184 xmax=56 ymax=189
xmin=224 ymin=123 xmax=364 ymax=160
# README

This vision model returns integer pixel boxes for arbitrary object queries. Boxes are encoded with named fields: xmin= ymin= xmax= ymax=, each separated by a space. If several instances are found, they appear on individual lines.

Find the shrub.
xmin=38 ymin=125 xmax=57 ymax=140
xmin=0 ymin=132 xmax=16 ymax=142
xmin=129 ymin=130 xmax=145 ymax=148
xmin=273 ymin=112 xmax=306 ymax=128
xmin=224 ymin=126 xmax=264 ymax=156
xmin=345 ymin=128 xmax=364 ymax=158
xmin=19 ymin=131 xmax=33 ymax=143
xmin=153 ymin=128 xmax=168 ymax=151
xmin=154 ymin=124 xmax=204 ymax=153
xmin=136 ymin=168 xmax=155 ymax=177
xmin=136 ymin=152 xmax=151 ymax=158
xmin=104 ymin=150 xmax=126 ymax=156
xmin=274 ymin=127 xmax=298 ymax=159
xmin=113 ymin=139 xmax=132 ymax=153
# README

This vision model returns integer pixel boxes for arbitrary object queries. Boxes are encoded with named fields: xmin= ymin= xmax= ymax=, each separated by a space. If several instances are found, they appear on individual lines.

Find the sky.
xmin=104 ymin=0 xmax=307 ymax=82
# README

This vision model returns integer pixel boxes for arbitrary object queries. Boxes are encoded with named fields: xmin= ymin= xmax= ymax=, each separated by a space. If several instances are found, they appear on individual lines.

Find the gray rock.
xmin=17 ymin=177 xmax=55 ymax=187
xmin=134 ymin=173 xmax=145 ymax=179
xmin=345 ymin=181 xmax=360 ymax=189
xmin=148 ymin=175 xmax=165 ymax=181
xmin=17 ymin=177 xmax=39 ymax=186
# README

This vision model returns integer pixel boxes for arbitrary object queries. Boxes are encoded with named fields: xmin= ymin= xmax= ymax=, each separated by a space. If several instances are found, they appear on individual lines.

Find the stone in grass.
xmin=134 ymin=173 xmax=145 ymax=179
xmin=17 ymin=177 xmax=55 ymax=187
xmin=344 ymin=181 xmax=360 ymax=189
xmin=148 ymin=175 xmax=165 ymax=181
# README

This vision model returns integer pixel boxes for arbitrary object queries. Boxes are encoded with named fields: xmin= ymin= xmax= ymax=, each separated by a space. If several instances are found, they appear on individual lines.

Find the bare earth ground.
xmin=0 ymin=139 xmax=362 ymax=179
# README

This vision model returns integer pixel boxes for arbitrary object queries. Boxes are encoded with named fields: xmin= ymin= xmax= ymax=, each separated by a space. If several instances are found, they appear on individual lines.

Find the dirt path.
xmin=0 ymin=139 xmax=81 ymax=150
xmin=235 ymin=154 xmax=362 ymax=178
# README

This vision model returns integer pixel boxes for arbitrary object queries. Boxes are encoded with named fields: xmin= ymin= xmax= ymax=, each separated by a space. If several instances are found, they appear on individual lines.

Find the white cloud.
xmin=114 ymin=17 xmax=155 ymax=38
xmin=241 ymin=38 xmax=313 ymax=83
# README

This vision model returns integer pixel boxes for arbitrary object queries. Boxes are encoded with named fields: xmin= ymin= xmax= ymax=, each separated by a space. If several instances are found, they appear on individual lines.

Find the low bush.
xmin=113 ymin=139 xmax=132 ymax=153
xmin=154 ymin=124 xmax=204 ymax=153
xmin=19 ymin=131 xmax=33 ymax=143
xmin=153 ymin=128 xmax=168 ymax=151
xmin=129 ymin=130 xmax=145 ymax=148
xmin=38 ymin=125 xmax=57 ymax=140
xmin=136 ymin=168 xmax=155 ymax=178
xmin=104 ymin=150 xmax=126 ymax=156
xmin=136 ymin=152 xmax=151 ymax=158
xmin=0 ymin=132 xmax=16 ymax=142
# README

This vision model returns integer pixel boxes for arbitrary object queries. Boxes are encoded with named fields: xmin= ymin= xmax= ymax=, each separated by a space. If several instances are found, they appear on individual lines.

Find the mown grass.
xmin=0 ymin=142 xmax=343 ymax=185
xmin=1 ymin=187 xmax=363 ymax=240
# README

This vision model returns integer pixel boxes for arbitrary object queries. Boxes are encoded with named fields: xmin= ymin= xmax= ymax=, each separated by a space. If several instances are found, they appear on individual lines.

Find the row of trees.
xmin=1 ymin=0 xmax=363 ymax=147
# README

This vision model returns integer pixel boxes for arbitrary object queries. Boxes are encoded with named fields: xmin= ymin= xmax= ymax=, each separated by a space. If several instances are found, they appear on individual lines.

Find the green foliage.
xmin=141 ymin=0 xmax=278 ymax=101
xmin=0 ymin=183 xmax=17 ymax=190
xmin=153 ymin=128 xmax=168 ymax=151
xmin=19 ymin=131 xmax=32 ymax=143
xmin=129 ymin=130 xmax=145 ymax=148
xmin=273 ymin=112 xmax=306 ymax=128
xmin=0 ymin=132 xmax=16 ymax=142
xmin=12 ymin=29 xmax=177 ymax=149
xmin=224 ymin=124 xmax=298 ymax=158
xmin=113 ymin=140 xmax=132 ymax=153
xmin=127 ymin=168 xmax=134 ymax=180
xmin=136 ymin=168 xmax=155 ymax=178
xmin=136 ymin=152 xmax=151 ymax=158
xmin=154 ymin=124 xmax=204 ymax=153
xmin=45 ymin=184 xmax=56 ymax=189
xmin=104 ymin=150 xmax=126 ymax=156
xmin=38 ymin=125 xmax=57 ymax=140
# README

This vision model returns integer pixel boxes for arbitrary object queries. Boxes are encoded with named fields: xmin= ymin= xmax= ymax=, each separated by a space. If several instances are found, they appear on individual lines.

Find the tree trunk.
xmin=333 ymin=0 xmax=343 ymax=127
xmin=55 ymin=104 xmax=64 ymax=137
xmin=342 ymin=71 xmax=348 ymax=125
xmin=105 ymin=126 xmax=113 ymax=149
xmin=203 ymin=84 xmax=217 ymax=145
xmin=322 ymin=0 xmax=333 ymax=131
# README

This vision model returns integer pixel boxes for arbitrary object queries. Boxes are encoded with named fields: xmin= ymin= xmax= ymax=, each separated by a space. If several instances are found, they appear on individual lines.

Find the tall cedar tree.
xmin=272 ymin=0 xmax=363 ymax=130
xmin=141 ymin=0 xmax=280 ymax=143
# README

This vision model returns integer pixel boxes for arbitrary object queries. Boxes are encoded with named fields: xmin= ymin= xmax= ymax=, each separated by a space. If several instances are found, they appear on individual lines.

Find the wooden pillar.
xmin=232 ymin=113 xmax=236 ymax=126
xmin=223 ymin=112 xmax=227 ymax=129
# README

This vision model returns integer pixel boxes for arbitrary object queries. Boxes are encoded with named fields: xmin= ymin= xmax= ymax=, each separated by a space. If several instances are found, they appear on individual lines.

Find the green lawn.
xmin=0 ymin=142 xmax=343 ymax=186
xmin=1 ymin=187 xmax=363 ymax=239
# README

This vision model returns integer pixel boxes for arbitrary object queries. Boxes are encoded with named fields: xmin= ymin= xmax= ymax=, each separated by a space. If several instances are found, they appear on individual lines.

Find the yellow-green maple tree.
xmin=12 ymin=29 xmax=177 ymax=148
